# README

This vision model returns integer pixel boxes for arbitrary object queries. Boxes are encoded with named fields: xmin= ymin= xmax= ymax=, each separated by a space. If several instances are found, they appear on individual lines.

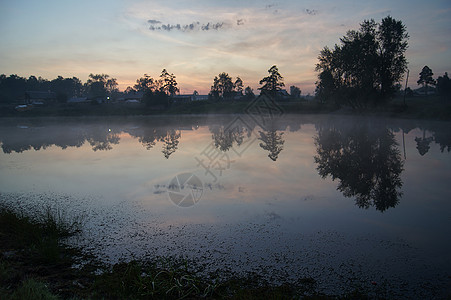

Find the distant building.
xmin=172 ymin=93 xmax=209 ymax=103
xmin=172 ymin=94 xmax=192 ymax=103
xmin=125 ymin=99 xmax=140 ymax=104
xmin=123 ymin=91 xmax=144 ymax=102
xmin=303 ymin=94 xmax=315 ymax=101
xmin=277 ymin=89 xmax=290 ymax=100
xmin=25 ymin=91 xmax=56 ymax=105
xmin=192 ymin=94 xmax=209 ymax=101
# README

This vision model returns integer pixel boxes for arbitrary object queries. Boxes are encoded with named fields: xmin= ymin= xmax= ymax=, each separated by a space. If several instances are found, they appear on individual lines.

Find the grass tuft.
xmin=0 ymin=201 xmax=384 ymax=299
xmin=9 ymin=278 xmax=59 ymax=300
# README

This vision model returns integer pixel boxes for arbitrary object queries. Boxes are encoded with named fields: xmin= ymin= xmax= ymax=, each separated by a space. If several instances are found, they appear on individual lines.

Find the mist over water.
xmin=0 ymin=115 xmax=450 ymax=297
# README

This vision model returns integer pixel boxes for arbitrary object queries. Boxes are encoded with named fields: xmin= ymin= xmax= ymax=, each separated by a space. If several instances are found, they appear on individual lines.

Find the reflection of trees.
xmin=137 ymin=128 xmax=159 ymax=150
xmin=314 ymin=124 xmax=404 ymax=212
xmin=258 ymin=130 xmax=284 ymax=161
xmin=87 ymin=131 xmax=120 ymax=151
xmin=0 ymin=126 xmax=103 ymax=153
xmin=210 ymin=125 xmax=248 ymax=152
xmin=413 ymin=125 xmax=451 ymax=155
xmin=129 ymin=127 xmax=181 ymax=158
xmin=161 ymin=130 xmax=181 ymax=159
xmin=433 ymin=130 xmax=451 ymax=153
xmin=415 ymin=130 xmax=433 ymax=156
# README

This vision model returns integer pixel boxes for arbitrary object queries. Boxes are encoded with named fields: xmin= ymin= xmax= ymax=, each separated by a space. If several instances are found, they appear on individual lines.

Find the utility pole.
xmin=403 ymin=69 xmax=410 ymax=106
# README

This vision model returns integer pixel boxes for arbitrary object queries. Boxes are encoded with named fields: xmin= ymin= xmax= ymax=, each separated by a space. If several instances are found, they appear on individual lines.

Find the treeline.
xmin=315 ymin=15 xmax=451 ymax=106
xmin=0 ymin=73 xmax=118 ymax=104
xmin=415 ymin=66 xmax=451 ymax=99
xmin=124 ymin=65 xmax=300 ymax=103
xmin=0 ymin=64 xmax=303 ymax=108
xmin=315 ymin=16 xmax=409 ymax=108
xmin=0 ymin=74 xmax=84 ymax=103
xmin=2 ymin=15 xmax=450 ymax=108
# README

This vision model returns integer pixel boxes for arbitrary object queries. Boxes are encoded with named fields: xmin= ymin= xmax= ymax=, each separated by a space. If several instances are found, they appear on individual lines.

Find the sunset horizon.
xmin=1 ymin=0 xmax=450 ymax=95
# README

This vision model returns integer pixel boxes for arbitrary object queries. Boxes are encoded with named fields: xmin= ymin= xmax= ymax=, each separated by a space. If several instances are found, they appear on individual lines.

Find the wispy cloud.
xmin=148 ymin=20 xmax=226 ymax=32
xmin=147 ymin=19 xmax=161 ymax=24
xmin=118 ymin=0 xmax=451 ymax=94
xmin=305 ymin=8 xmax=318 ymax=16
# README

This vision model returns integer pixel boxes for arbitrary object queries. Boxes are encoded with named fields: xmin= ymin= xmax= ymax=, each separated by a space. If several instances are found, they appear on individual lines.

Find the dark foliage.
xmin=315 ymin=16 xmax=409 ymax=108
xmin=259 ymin=65 xmax=285 ymax=98
xmin=437 ymin=72 xmax=451 ymax=100
xmin=0 ymin=74 xmax=83 ymax=103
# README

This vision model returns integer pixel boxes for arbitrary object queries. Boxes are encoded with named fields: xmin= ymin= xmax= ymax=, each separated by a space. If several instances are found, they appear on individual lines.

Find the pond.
xmin=0 ymin=113 xmax=450 ymax=297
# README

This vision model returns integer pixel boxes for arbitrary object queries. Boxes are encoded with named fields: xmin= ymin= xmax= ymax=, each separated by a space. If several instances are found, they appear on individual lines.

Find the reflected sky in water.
xmin=0 ymin=115 xmax=450 ymax=297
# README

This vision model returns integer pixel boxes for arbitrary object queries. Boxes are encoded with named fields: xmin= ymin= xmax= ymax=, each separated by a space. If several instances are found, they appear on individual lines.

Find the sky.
xmin=0 ymin=0 xmax=450 ymax=94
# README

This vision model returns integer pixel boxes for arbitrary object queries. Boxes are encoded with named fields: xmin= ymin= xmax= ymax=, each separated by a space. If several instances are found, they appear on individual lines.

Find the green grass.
xmin=0 ymin=204 xmax=83 ymax=264
xmin=0 ymin=203 xmax=91 ymax=299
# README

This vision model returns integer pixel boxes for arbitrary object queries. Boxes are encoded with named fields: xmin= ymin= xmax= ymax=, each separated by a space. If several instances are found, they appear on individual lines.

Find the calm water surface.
xmin=0 ymin=115 xmax=450 ymax=297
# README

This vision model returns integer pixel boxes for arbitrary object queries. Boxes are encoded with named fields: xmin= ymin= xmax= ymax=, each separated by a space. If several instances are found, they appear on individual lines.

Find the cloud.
xmin=147 ymin=19 xmax=161 ymax=24
xmin=305 ymin=9 xmax=318 ymax=16
xmin=201 ymin=22 xmax=224 ymax=30
xmin=237 ymin=19 xmax=245 ymax=26
xmin=148 ymin=20 xmax=227 ymax=32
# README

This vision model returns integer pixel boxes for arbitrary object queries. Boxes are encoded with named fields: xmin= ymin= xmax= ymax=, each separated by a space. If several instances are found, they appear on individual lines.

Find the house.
xmin=172 ymin=94 xmax=192 ymax=103
xmin=25 ymin=91 xmax=56 ymax=105
xmin=277 ymin=89 xmax=290 ymax=100
xmin=172 ymin=93 xmax=209 ymax=103
xmin=122 ymin=91 xmax=144 ymax=102
xmin=192 ymin=94 xmax=209 ymax=101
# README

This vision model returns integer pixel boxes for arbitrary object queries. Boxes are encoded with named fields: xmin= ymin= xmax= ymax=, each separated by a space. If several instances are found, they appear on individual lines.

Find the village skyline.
xmin=1 ymin=0 xmax=450 ymax=95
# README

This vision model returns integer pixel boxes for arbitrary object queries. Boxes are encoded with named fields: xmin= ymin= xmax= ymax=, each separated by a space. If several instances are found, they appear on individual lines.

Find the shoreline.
xmin=1 ymin=95 xmax=450 ymax=121
xmin=0 ymin=202 xmax=367 ymax=299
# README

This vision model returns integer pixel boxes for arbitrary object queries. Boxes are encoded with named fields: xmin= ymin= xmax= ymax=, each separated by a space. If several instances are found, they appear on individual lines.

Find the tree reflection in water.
xmin=258 ymin=130 xmax=284 ymax=161
xmin=314 ymin=124 xmax=404 ymax=212
xmin=415 ymin=129 xmax=434 ymax=156
xmin=138 ymin=128 xmax=158 ymax=150
xmin=210 ymin=125 xmax=246 ymax=152
xmin=130 ymin=127 xmax=181 ymax=158
xmin=87 ymin=130 xmax=120 ymax=151
xmin=161 ymin=130 xmax=181 ymax=159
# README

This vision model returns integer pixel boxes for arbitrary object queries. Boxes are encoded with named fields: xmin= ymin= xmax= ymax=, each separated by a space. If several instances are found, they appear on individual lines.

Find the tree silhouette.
xmin=290 ymin=86 xmax=301 ymax=98
xmin=259 ymin=65 xmax=285 ymax=97
xmin=314 ymin=123 xmax=404 ymax=212
xmin=417 ymin=66 xmax=435 ymax=95
xmin=160 ymin=69 xmax=179 ymax=96
xmin=142 ymin=90 xmax=169 ymax=108
xmin=134 ymin=74 xmax=157 ymax=92
xmin=86 ymin=73 xmax=117 ymax=100
xmin=377 ymin=16 xmax=409 ymax=98
xmin=315 ymin=69 xmax=336 ymax=104
xmin=436 ymin=72 xmax=451 ymax=100
xmin=315 ymin=16 xmax=408 ymax=107
xmin=210 ymin=72 xmax=234 ymax=100
xmin=234 ymin=77 xmax=244 ymax=95
xmin=258 ymin=129 xmax=284 ymax=161
xmin=1 ymin=74 xmax=83 ymax=103
xmin=244 ymin=86 xmax=255 ymax=100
